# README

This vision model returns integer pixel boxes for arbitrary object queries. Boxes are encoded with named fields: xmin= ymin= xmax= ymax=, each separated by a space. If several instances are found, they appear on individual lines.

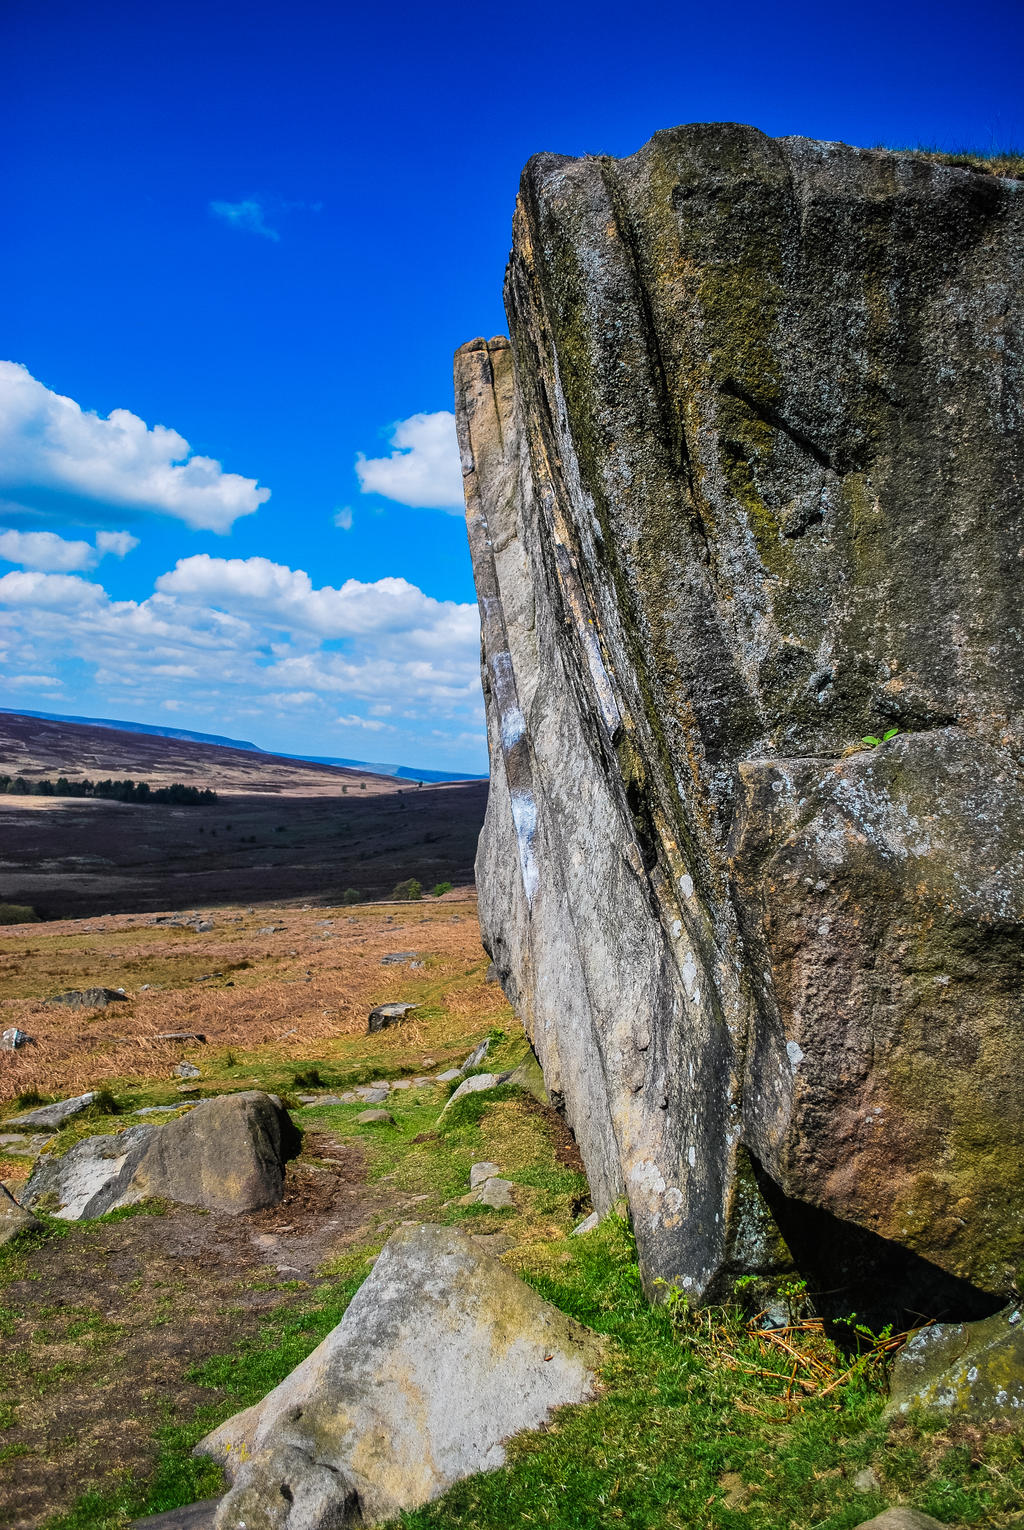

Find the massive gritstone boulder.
xmin=197 ymin=1223 xmax=603 ymax=1528
xmin=454 ymin=124 xmax=1024 ymax=1318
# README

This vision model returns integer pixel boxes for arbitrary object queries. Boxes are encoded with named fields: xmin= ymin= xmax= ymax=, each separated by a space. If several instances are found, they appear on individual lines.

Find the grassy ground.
xmin=1 ymin=901 xmax=1022 ymax=1529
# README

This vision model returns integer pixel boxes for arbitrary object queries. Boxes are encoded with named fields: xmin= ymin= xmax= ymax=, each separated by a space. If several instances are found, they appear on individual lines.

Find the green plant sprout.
xmin=862 ymin=727 xmax=900 ymax=747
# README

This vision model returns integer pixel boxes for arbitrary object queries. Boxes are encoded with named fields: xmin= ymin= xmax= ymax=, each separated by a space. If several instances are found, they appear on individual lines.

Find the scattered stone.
xmin=193 ymin=919 xmax=214 ymax=933
xmin=337 ymin=1092 xmax=360 ymax=1103
xmin=380 ymin=951 xmax=418 ymax=965
xmin=0 ymin=1182 xmax=41 ymax=1246
xmin=131 ymin=1498 xmax=221 ymax=1528
xmin=197 ymin=1223 xmax=604 ymax=1526
xmin=257 ymin=925 xmax=281 ymax=935
xmin=157 ymin=1032 xmax=207 ymax=1043
xmin=367 ymin=1002 xmax=418 ymax=1034
xmin=177 ymin=1083 xmax=201 ymax=1095
xmin=125 ymin=1092 xmax=301 ymax=1216
xmin=439 ymin=1072 xmax=500 ymax=1115
xmin=0 ymin=1133 xmax=53 ymax=1158
xmin=851 ymin=1467 xmax=882 ymax=1494
xmin=369 ymin=1080 xmax=390 ymax=1090
xmin=435 ymin=1068 xmax=461 ymax=1083
xmin=851 ymin=1513 xmax=949 ymax=1530
xmin=390 ymin=1079 xmax=413 ymax=1091
xmin=45 ymin=987 xmax=126 ymax=1009
xmin=297 ymin=1094 xmax=343 ymax=1106
xmin=173 ymin=1061 xmax=201 ymax=1080
xmin=572 ymin=1211 xmax=600 ymax=1237
xmin=460 ymin=1039 xmax=491 ymax=1073
xmin=355 ymin=1087 xmax=389 ymax=1105
xmin=410 ymin=1076 xmax=433 ymax=1086
xmin=409 ymin=961 xmax=424 ymax=969
xmin=22 ymin=1125 xmax=156 ymax=1219
xmin=356 ymin=1109 xmax=395 ymax=1125
xmin=1 ymin=1028 xmax=32 ymax=1050
xmin=885 ymin=1306 xmax=1024 ymax=1425
xmin=475 ymin=1177 xmax=515 ymax=1209
xmin=470 ymin=1161 xmax=502 ymax=1189
xmin=10 ymin=1092 xmax=97 ymax=1130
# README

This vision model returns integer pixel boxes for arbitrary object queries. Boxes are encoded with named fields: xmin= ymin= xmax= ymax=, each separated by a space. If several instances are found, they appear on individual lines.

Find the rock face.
xmin=22 ymin=1125 xmax=155 ymax=1219
xmin=197 ymin=1223 xmax=603 ymax=1527
xmin=455 ymin=123 xmax=1024 ymax=1315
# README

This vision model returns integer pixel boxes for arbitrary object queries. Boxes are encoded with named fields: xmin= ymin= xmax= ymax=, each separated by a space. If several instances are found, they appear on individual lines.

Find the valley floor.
xmin=1 ymin=901 xmax=1021 ymax=1529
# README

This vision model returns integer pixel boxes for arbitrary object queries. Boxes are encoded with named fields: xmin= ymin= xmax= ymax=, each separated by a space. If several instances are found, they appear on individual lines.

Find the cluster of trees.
xmin=0 ymin=775 xmax=218 ymax=805
xmin=342 ymin=879 xmax=453 ymax=904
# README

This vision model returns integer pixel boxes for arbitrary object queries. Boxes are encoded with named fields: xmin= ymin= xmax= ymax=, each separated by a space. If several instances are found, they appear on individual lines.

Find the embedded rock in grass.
xmin=475 ymin=1177 xmax=515 ymax=1209
xmin=173 ymin=1061 xmax=201 ymax=1080
xmin=11 ymin=1093 xmax=97 ymax=1131
xmin=460 ymin=1039 xmax=491 ymax=1072
xmin=22 ymin=1125 xmax=155 ymax=1219
xmin=0 ymin=1182 xmax=41 ymax=1245
xmin=355 ymin=1109 xmax=395 ymax=1125
xmin=44 ymin=987 xmax=127 ymax=1010
xmin=380 ymin=951 xmax=418 ymax=965
xmin=885 ymin=1306 xmax=1024 ymax=1425
xmin=197 ymin=1223 xmax=603 ymax=1527
xmin=125 ymin=1091 xmax=301 ymax=1215
xmin=438 ymin=1073 xmax=500 ymax=1115
xmin=366 ymin=1002 xmax=418 ymax=1034
xmin=470 ymin=1161 xmax=502 ymax=1188
xmin=0 ymin=1132 xmax=50 ymax=1157
xmin=131 ymin=1499 xmax=222 ymax=1528
xmin=455 ymin=124 xmax=1024 ymax=1310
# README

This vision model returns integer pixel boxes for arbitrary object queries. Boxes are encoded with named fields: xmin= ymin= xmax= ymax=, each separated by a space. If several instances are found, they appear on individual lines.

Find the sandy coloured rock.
xmin=885 ymin=1305 xmax=1024 ymax=1425
xmin=197 ymin=1223 xmax=604 ymax=1527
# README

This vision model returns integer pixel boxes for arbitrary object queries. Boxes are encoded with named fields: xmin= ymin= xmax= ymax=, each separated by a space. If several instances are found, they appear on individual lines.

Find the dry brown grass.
xmin=0 ymin=894 xmax=505 ymax=1106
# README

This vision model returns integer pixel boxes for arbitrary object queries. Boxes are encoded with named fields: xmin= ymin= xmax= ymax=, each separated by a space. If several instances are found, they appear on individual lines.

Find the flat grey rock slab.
xmin=435 ymin=1068 xmax=461 ymax=1083
xmin=297 ymin=1094 xmax=343 ymax=1106
xmin=367 ymin=1002 xmax=418 ymax=1034
xmin=380 ymin=951 xmax=418 ymax=964
xmin=173 ymin=1062 xmax=201 ymax=1080
xmin=11 ymin=1092 xmax=97 ymax=1130
xmin=0 ymin=1133 xmax=50 ymax=1157
xmin=475 ymin=1177 xmax=515 ymax=1209
xmin=356 ymin=1109 xmax=395 ymax=1125
xmin=131 ymin=1497 xmax=221 ymax=1528
xmin=572 ymin=1212 xmax=600 ymax=1236
xmin=355 ymin=1087 xmax=389 ymax=1104
xmin=45 ymin=987 xmax=126 ymax=1010
xmin=852 ymin=1512 xmax=950 ymax=1530
xmin=470 ymin=1161 xmax=502 ymax=1189
xmin=22 ymin=1125 xmax=156 ymax=1219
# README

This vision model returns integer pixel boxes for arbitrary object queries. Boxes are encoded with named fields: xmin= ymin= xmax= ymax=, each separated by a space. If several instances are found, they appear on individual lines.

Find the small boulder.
xmin=11 ymin=1092 xmax=97 ymax=1131
xmin=356 ymin=1109 xmax=395 ymax=1125
xmin=470 ymin=1161 xmax=501 ymax=1189
xmin=367 ymin=1002 xmax=418 ymax=1034
xmin=475 ymin=1177 xmax=515 ymax=1209
xmin=22 ymin=1126 xmax=155 ymax=1219
xmin=355 ymin=1087 xmax=389 ymax=1104
xmin=885 ymin=1306 xmax=1024 ymax=1426
xmin=1 ymin=1028 xmax=32 ymax=1051
xmin=44 ymin=987 xmax=126 ymax=1010
xmin=438 ymin=1072 xmax=500 ymax=1116
xmin=127 ymin=1092 xmax=301 ymax=1215
xmin=173 ymin=1061 xmax=202 ymax=1080
xmin=380 ymin=951 xmax=418 ymax=965
xmin=197 ymin=1224 xmax=603 ymax=1527
xmin=0 ymin=1182 xmax=41 ymax=1245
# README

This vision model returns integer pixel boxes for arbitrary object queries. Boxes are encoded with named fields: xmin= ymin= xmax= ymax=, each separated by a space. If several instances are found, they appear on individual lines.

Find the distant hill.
xmin=0 ymin=708 xmax=487 ymax=783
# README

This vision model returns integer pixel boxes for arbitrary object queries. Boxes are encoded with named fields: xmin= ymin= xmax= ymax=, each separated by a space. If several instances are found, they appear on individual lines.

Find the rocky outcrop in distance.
xmin=455 ymin=123 xmax=1024 ymax=1322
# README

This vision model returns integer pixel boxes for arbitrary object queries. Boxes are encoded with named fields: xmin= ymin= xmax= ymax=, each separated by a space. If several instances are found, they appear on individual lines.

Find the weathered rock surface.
xmin=366 ymin=1002 xmax=417 ymax=1033
xmin=438 ymin=1072 xmax=501 ymax=1115
xmin=886 ymin=1305 xmax=1024 ymax=1425
xmin=125 ymin=1092 xmax=300 ymax=1215
xmin=852 ymin=1513 xmax=950 ymax=1530
xmin=22 ymin=1125 xmax=155 ymax=1219
xmin=22 ymin=1092 xmax=299 ymax=1218
xmin=197 ymin=1223 xmax=603 ymax=1527
xmin=45 ymin=986 xmax=127 ymax=1009
xmin=455 ymin=124 xmax=1024 ymax=1314
xmin=0 ymin=1182 xmax=41 ymax=1245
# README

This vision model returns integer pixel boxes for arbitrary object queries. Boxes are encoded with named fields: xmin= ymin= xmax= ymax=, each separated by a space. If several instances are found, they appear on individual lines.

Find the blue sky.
xmin=1 ymin=0 xmax=1021 ymax=773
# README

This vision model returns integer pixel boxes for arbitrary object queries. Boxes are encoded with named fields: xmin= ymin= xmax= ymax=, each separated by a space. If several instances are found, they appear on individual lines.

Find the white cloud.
xmin=0 ymin=526 xmax=141 ymax=572
xmin=355 ymin=412 xmax=464 ymax=512
xmin=336 ymin=713 xmax=389 ymax=731
xmin=0 ymin=362 xmax=270 ymax=532
xmin=0 ymin=556 xmax=484 ymax=766
xmin=95 ymin=530 xmax=139 ymax=558
xmin=334 ymin=507 xmax=353 ymax=530
xmin=210 ymin=199 xmax=280 ymax=241
xmin=2 ymin=672 xmax=62 ymax=688
xmin=0 ymin=529 xmax=95 ymax=572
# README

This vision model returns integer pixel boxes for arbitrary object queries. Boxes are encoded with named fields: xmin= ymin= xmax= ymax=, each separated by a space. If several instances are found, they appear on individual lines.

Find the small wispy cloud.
xmin=334 ymin=507 xmax=353 ymax=531
xmin=209 ymin=199 xmax=280 ymax=241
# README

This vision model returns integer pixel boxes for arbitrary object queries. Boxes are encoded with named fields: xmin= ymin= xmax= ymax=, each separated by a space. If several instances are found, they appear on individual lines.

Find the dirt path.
xmin=0 ymin=1127 xmax=391 ymax=1530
